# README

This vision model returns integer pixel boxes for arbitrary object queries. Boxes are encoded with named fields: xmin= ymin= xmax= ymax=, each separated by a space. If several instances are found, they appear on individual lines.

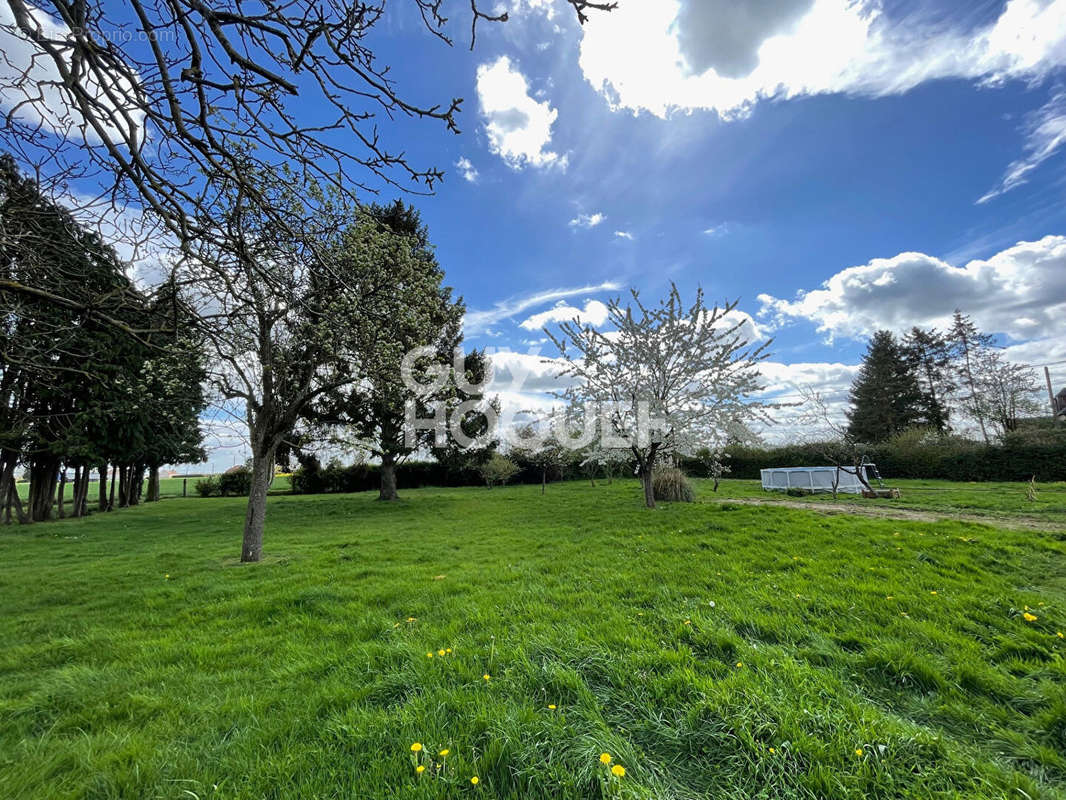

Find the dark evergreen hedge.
xmin=680 ymin=432 xmax=1066 ymax=483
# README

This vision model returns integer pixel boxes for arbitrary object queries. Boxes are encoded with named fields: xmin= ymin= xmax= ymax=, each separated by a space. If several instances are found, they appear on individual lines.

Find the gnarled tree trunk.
xmin=146 ymin=466 xmax=160 ymax=502
xmin=241 ymin=442 xmax=276 ymax=563
xmin=379 ymin=451 xmax=398 ymax=501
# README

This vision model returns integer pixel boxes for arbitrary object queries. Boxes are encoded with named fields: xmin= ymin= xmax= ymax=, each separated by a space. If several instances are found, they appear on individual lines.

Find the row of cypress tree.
xmin=1 ymin=155 xmax=207 ymax=523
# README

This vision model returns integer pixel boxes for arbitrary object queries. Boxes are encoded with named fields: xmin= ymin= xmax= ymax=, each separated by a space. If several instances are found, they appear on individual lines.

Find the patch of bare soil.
xmin=719 ymin=497 xmax=1064 ymax=532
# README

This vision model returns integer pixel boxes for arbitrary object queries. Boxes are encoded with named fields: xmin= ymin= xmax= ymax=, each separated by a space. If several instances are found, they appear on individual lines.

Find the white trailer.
xmin=760 ymin=465 xmax=873 ymax=494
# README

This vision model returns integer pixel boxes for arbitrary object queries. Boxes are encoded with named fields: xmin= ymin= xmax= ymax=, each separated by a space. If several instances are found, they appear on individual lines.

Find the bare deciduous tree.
xmin=0 ymin=0 xmax=615 ymax=315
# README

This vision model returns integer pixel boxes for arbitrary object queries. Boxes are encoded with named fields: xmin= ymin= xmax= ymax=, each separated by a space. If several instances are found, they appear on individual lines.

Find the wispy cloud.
xmin=614 ymin=230 xmax=634 ymax=240
xmin=978 ymin=90 xmax=1066 ymax=204
xmin=569 ymin=212 xmax=606 ymax=229
xmin=464 ymin=281 xmax=621 ymax=336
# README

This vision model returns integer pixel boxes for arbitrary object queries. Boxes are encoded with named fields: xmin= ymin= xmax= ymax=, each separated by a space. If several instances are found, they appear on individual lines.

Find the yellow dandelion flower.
xmin=164 ymin=574 xmax=170 ymax=579
xmin=1057 ymin=632 xmax=1064 ymax=639
xmin=769 ymin=748 xmax=775 ymax=754
xmin=427 ymin=652 xmax=433 ymax=658
xmin=439 ymin=749 xmax=450 ymax=757
xmin=548 ymin=704 xmax=557 ymax=710
xmin=930 ymin=591 xmax=937 ymax=595
xmin=446 ymin=648 xmax=452 ymax=653
xmin=611 ymin=764 xmax=626 ymax=777
xmin=407 ymin=617 xmax=416 ymax=622
xmin=684 ymin=620 xmax=691 ymax=625
xmin=736 ymin=661 xmax=743 ymax=668
xmin=1023 ymin=612 xmax=1038 ymax=622
xmin=416 ymin=765 xmax=426 ymax=774
xmin=470 ymin=776 xmax=479 ymax=785
xmin=411 ymin=742 xmax=423 ymax=752
xmin=600 ymin=752 xmax=612 ymax=764
xmin=855 ymin=748 xmax=864 ymax=757
xmin=483 ymin=673 xmax=490 ymax=681
xmin=438 ymin=649 xmax=446 ymax=657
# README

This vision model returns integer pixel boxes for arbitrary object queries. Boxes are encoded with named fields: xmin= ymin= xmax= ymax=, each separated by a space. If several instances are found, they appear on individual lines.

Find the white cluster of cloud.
xmin=569 ymin=211 xmax=606 ymax=229
xmin=476 ymin=55 xmax=566 ymax=170
xmin=614 ymin=230 xmax=634 ymax=240
xmin=519 ymin=298 xmax=609 ymax=330
xmin=758 ymin=235 xmax=1066 ymax=342
xmin=455 ymin=157 xmax=480 ymax=183
xmin=578 ymin=0 xmax=1066 ymax=119
xmin=0 ymin=3 xmax=145 ymax=143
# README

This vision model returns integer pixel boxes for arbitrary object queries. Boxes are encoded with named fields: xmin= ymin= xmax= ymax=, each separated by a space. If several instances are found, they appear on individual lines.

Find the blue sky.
xmin=6 ymin=0 xmax=1066 ymax=466
xmin=321 ymin=0 xmax=1066 ymax=429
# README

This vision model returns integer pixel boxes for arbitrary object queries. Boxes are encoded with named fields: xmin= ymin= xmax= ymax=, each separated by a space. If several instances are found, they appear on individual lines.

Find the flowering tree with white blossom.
xmin=547 ymin=284 xmax=770 ymax=508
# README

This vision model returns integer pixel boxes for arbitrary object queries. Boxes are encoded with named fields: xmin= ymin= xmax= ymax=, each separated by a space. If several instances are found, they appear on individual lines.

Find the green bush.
xmin=652 ymin=466 xmax=694 ymax=503
xmin=478 ymin=454 xmax=519 ymax=488
xmin=218 ymin=467 xmax=252 ymax=497
xmin=194 ymin=476 xmax=219 ymax=497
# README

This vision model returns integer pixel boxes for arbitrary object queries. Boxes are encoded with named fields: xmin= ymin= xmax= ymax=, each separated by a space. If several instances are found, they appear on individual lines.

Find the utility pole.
xmin=1048 ymin=366 xmax=1061 ymax=422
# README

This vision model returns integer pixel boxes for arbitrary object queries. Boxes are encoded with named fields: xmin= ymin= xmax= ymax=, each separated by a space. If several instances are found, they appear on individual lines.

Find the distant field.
xmin=13 ymin=473 xmax=292 ymax=503
xmin=1 ymin=480 xmax=1064 ymax=799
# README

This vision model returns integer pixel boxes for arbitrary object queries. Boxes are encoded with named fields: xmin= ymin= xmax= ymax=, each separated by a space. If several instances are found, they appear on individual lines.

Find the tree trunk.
xmin=28 ymin=459 xmax=59 ymax=522
xmin=378 ymin=453 xmax=398 ymax=501
xmin=640 ymin=449 xmax=658 ymax=509
xmin=642 ymin=471 xmax=656 ymax=508
xmin=241 ymin=447 xmax=276 ymax=563
xmin=57 ymin=467 xmax=67 ymax=519
xmin=0 ymin=458 xmax=15 ymax=524
xmin=7 ymin=481 xmax=28 ymax=524
xmin=128 ymin=465 xmax=145 ymax=506
xmin=108 ymin=465 xmax=117 ymax=511
xmin=146 ymin=466 xmax=160 ymax=502
xmin=118 ymin=465 xmax=129 ymax=508
xmin=541 ymin=467 xmax=546 ymax=495
xmin=98 ymin=464 xmax=108 ymax=511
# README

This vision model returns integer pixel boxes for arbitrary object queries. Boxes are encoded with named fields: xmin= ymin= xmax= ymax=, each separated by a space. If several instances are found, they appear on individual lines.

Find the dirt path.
xmin=719 ymin=497 xmax=1064 ymax=532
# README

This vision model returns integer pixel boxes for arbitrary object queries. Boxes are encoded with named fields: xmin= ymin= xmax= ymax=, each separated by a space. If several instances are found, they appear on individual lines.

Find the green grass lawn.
xmin=2 ymin=481 xmax=1065 ymax=799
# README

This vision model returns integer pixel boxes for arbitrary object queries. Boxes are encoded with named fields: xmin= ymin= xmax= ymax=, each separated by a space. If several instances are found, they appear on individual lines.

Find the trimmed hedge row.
xmin=289 ymin=457 xmax=579 ymax=495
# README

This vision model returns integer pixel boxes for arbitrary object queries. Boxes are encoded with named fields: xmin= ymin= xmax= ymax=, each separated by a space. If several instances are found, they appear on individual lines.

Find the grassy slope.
xmin=1 ymin=482 xmax=1065 ymax=800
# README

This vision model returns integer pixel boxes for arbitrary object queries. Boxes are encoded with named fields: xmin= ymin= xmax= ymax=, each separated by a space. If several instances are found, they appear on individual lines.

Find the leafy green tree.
xmin=846 ymin=330 xmax=923 ymax=443
xmin=310 ymin=203 xmax=465 ymax=501
xmin=902 ymin=326 xmax=954 ymax=434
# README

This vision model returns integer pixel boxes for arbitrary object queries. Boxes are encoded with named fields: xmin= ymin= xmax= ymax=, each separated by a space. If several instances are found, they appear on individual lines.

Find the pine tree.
xmin=902 ymin=327 xmax=954 ymax=433
xmin=846 ymin=331 xmax=923 ymax=442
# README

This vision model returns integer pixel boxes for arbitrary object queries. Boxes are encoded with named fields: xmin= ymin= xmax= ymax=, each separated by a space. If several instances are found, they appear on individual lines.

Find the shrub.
xmin=652 ymin=466 xmax=694 ymax=503
xmin=218 ymin=467 xmax=252 ymax=497
xmin=194 ymin=476 xmax=220 ymax=497
xmin=479 ymin=454 xmax=519 ymax=488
